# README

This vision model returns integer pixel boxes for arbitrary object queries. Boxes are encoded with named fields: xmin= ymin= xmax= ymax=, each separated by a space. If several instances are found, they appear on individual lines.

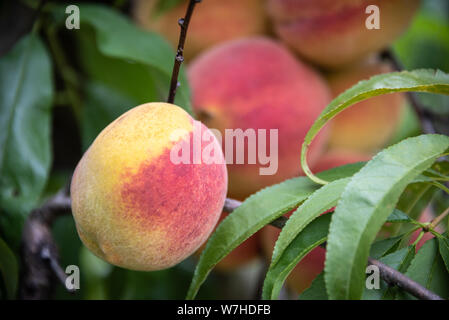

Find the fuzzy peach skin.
xmin=70 ymin=103 xmax=228 ymax=271
xmin=312 ymin=150 xmax=372 ymax=173
xmin=266 ymin=0 xmax=420 ymax=69
xmin=133 ymin=0 xmax=266 ymax=60
xmin=326 ymin=60 xmax=406 ymax=152
xmin=189 ymin=37 xmax=331 ymax=200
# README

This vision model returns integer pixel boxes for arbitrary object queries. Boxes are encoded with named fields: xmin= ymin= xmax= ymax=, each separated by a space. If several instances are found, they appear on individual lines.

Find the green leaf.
xmin=270 ymin=178 xmax=349 ymax=268
xmin=392 ymin=182 xmax=439 ymax=239
xmin=300 ymin=69 xmax=449 ymax=184
xmin=382 ymin=246 xmax=415 ymax=300
xmin=438 ymin=236 xmax=449 ymax=273
xmin=57 ymin=4 xmax=191 ymax=113
xmin=397 ymin=183 xmax=435 ymax=220
xmin=154 ymin=0 xmax=185 ymax=17
xmin=399 ymin=238 xmax=449 ymax=299
xmin=325 ymin=134 xmax=449 ymax=300
xmin=386 ymin=209 xmax=412 ymax=223
xmin=186 ymin=164 xmax=364 ymax=300
xmin=393 ymin=11 xmax=449 ymax=115
xmin=369 ymin=235 xmax=404 ymax=259
xmin=263 ymin=214 xmax=331 ymax=300
xmin=80 ymin=80 xmax=137 ymax=149
xmin=298 ymin=272 xmax=328 ymax=300
xmin=0 ymin=237 xmax=18 ymax=299
xmin=76 ymin=27 xmax=159 ymax=103
xmin=0 ymin=34 xmax=53 ymax=245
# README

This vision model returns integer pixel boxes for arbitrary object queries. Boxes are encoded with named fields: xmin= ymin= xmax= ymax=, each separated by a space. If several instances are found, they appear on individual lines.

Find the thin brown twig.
xmin=167 ymin=0 xmax=202 ymax=104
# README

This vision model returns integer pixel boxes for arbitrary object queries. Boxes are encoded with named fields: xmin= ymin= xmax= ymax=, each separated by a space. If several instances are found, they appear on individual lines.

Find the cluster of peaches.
xmin=71 ymin=0 xmax=426 ymax=295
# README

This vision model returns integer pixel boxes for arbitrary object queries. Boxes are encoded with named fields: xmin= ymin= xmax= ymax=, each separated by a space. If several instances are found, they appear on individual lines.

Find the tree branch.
xmin=167 ymin=0 xmax=202 ymax=104
xmin=367 ymin=258 xmax=443 ymax=300
xmin=20 ymin=187 xmax=74 ymax=299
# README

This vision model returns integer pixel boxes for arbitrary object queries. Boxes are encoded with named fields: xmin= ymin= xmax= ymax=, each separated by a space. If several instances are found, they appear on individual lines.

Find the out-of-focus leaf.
xmin=0 ymin=34 xmax=53 ymax=246
xmin=80 ymin=81 xmax=137 ymax=149
xmin=0 ymin=237 xmax=18 ymax=299
xmin=325 ymin=135 xmax=449 ymax=300
xmin=80 ymin=246 xmax=112 ymax=280
xmin=75 ymin=4 xmax=191 ymax=112
xmin=394 ymin=12 xmax=449 ymax=115
xmin=77 ymin=28 xmax=159 ymax=105
xmin=300 ymin=70 xmax=449 ymax=185
xmin=80 ymin=247 xmax=112 ymax=300
xmin=154 ymin=0 xmax=184 ymax=16
xmin=186 ymin=164 xmax=365 ymax=300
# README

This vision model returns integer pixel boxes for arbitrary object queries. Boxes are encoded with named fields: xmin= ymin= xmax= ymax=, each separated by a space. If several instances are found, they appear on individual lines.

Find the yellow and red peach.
xmin=70 ymin=103 xmax=228 ymax=271
xmin=133 ymin=0 xmax=267 ymax=60
xmin=189 ymin=37 xmax=331 ymax=200
xmin=326 ymin=60 xmax=406 ymax=152
xmin=266 ymin=0 xmax=420 ymax=69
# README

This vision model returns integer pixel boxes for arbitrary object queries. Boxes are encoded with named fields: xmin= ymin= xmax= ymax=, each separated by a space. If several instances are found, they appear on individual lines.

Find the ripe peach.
xmin=312 ymin=150 xmax=372 ymax=173
xmin=326 ymin=60 xmax=406 ymax=152
xmin=70 ymin=103 xmax=228 ymax=271
xmin=133 ymin=0 xmax=267 ymax=60
xmin=266 ymin=0 xmax=420 ymax=69
xmin=189 ymin=37 xmax=331 ymax=200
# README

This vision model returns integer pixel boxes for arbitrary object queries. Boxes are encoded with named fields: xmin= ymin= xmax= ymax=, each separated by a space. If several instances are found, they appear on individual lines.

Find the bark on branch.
xmin=20 ymin=188 xmax=74 ymax=299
